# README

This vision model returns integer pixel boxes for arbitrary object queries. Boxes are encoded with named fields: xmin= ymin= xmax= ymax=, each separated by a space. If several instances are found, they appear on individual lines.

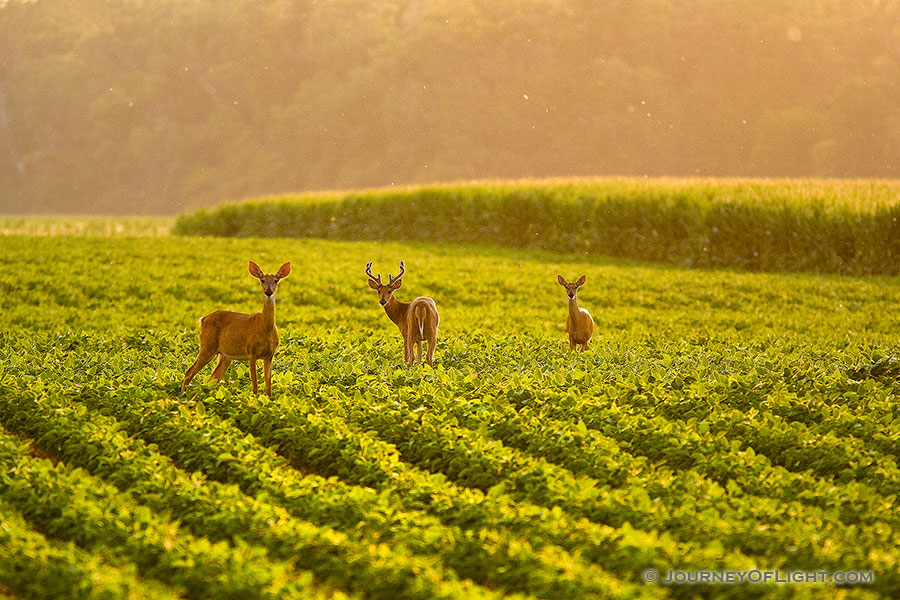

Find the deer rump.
xmin=406 ymin=297 xmax=438 ymax=341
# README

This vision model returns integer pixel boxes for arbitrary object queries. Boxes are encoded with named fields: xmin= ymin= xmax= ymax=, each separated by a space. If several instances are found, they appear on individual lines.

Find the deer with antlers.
xmin=558 ymin=274 xmax=594 ymax=352
xmin=366 ymin=260 xmax=439 ymax=366
xmin=181 ymin=261 xmax=291 ymax=397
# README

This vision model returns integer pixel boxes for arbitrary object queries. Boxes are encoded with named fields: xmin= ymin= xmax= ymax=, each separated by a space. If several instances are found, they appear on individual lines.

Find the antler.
xmin=388 ymin=260 xmax=405 ymax=286
xmin=365 ymin=261 xmax=382 ymax=285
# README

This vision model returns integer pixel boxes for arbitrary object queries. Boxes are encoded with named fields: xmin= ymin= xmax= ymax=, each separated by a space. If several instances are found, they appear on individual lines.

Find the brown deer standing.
xmin=181 ymin=261 xmax=291 ymax=397
xmin=558 ymin=275 xmax=594 ymax=352
xmin=366 ymin=260 xmax=439 ymax=366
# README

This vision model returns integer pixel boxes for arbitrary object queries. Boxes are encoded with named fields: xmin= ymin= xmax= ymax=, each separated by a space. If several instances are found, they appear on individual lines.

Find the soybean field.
xmin=1 ymin=198 xmax=899 ymax=599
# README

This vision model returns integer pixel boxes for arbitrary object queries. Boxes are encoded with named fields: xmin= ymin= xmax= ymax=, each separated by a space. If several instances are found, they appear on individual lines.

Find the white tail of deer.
xmin=366 ymin=260 xmax=439 ymax=366
xmin=558 ymin=274 xmax=594 ymax=352
xmin=181 ymin=261 xmax=291 ymax=397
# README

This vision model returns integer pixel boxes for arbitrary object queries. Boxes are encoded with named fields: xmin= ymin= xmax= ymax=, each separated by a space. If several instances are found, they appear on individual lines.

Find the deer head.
xmin=366 ymin=260 xmax=404 ymax=306
xmin=249 ymin=261 xmax=291 ymax=299
xmin=557 ymin=274 xmax=585 ymax=300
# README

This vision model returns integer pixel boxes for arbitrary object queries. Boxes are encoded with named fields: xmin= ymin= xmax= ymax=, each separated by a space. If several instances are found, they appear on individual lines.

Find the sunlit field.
xmin=0 ymin=215 xmax=173 ymax=237
xmin=1 ymin=205 xmax=898 ymax=599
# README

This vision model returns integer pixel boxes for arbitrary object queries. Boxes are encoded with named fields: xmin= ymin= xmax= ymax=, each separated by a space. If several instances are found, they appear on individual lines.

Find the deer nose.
xmin=265 ymin=289 xmax=274 ymax=297
xmin=379 ymin=298 xmax=387 ymax=306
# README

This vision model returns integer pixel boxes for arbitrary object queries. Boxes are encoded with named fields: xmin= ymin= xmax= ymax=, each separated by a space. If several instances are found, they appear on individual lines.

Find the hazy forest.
xmin=2 ymin=0 xmax=899 ymax=215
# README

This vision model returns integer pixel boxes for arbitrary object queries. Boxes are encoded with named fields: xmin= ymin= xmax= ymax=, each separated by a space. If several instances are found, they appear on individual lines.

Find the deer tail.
xmin=414 ymin=305 xmax=426 ymax=338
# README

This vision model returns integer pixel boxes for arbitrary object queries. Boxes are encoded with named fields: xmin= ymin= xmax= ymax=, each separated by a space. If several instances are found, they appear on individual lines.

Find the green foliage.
xmin=0 ymin=500 xmax=180 ymax=600
xmin=3 ymin=0 xmax=900 ymax=214
xmin=174 ymin=178 xmax=900 ymax=276
xmin=1 ymin=226 xmax=899 ymax=599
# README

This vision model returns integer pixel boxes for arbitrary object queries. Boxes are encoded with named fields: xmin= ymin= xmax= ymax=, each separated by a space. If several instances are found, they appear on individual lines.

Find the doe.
xmin=181 ymin=261 xmax=291 ymax=397
xmin=366 ymin=260 xmax=439 ymax=366
xmin=558 ymin=274 xmax=594 ymax=352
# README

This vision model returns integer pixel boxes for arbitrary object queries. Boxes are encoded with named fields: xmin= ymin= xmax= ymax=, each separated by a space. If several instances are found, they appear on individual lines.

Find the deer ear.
xmin=557 ymin=275 xmax=567 ymax=286
xmin=576 ymin=275 xmax=586 ymax=286
xmin=249 ymin=261 xmax=264 ymax=279
xmin=276 ymin=262 xmax=291 ymax=279
xmin=391 ymin=278 xmax=402 ymax=290
xmin=367 ymin=279 xmax=380 ymax=290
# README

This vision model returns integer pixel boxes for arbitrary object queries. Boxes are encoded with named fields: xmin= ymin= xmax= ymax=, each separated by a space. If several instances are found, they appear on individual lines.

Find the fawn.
xmin=366 ymin=260 xmax=439 ymax=366
xmin=558 ymin=275 xmax=594 ymax=351
xmin=181 ymin=261 xmax=291 ymax=397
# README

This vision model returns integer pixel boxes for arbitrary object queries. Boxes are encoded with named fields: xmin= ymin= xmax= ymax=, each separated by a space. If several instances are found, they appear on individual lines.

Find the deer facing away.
xmin=558 ymin=275 xmax=594 ymax=352
xmin=181 ymin=261 xmax=291 ymax=397
xmin=366 ymin=260 xmax=439 ymax=366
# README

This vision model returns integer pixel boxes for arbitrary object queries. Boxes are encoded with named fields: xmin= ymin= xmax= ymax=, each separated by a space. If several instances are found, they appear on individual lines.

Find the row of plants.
xmin=384 ymin=350 xmax=900 ymax=525
xmin=0 ymin=428 xmax=332 ymax=600
xmin=340 ymin=369 xmax=899 ymax=532
xmin=358 ymin=336 xmax=900 ymax=522
xmin=284 ymin=383 xmax=896 ymax=579
xmin=509 ymin=373 xmax=900 ymax=499
xmin=0 ymin=380 xmax=662 ymax=600
xmin=195 ymin=382 xmax=895 ymax=587
xmin=0 ymin=498 xmax=180 ymax=600
xmin=173 ymin=179 xmax=900 ymax=275
xmin=0 ymin=387 xmax=518 ymax=600
xmin=198 ymin=387 xmax=756 ymax=573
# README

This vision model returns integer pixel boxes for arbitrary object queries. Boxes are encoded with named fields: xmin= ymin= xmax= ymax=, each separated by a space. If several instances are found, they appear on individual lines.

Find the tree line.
xmin=1 ymin=0 xmax=898 ymax=215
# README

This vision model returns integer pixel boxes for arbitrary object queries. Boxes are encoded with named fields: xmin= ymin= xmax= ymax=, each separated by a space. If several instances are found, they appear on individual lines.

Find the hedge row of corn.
xmin=174 ymin=178 xmax=900 ymax=275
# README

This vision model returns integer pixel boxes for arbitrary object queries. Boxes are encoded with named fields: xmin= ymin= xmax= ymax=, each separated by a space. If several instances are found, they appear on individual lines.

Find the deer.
xmin=558 ymin=275 xmax=594 ymax=352
xmin=366 ymin=260 xmax=439 ymax=366
xmin=181 ymin=261 xmax=291 ymax=397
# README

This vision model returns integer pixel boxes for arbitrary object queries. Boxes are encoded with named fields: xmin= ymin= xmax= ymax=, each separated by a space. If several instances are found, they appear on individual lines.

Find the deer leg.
xmin=425 ymin=333 xmax=436 ymax=367
xmin=402 ymin=334 xmax=412 ymax=365
xmin=209 ymin=355 xmax=232 ymax=383
xmin=568 ymin=333 xmax=577 ymax=351
xmin=263 ymin=358 xmax=273 ymax=398
xmin=580 ymin=340 xmax=590 ymax=352
xmin=182 ymin=346 xmax=217 ymax=392
xmin=249 ymin=356 xmax=259 ymax=394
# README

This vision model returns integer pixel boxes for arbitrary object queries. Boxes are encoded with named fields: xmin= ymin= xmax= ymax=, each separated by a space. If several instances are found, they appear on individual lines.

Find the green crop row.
xmin=0 ymin=499 xmax=181 ymax=600
xmin=386 ymin=345 xmax=900 ymax=523
xmin=0 ymin=387 xmax=516 ymax=600
xmin=506 ymin=397 xmax=897 ymax=529
xmin=0 ymin=379 xmax=660 ymax=600
xmin=292 ymin=382 xmax=897 ymax=581
xmin=514 ymin=373 xmax=900 ymax=501
xmin=173 ymin=178 xmax=900 ymax=275
xmin=0 ymin=429 xmax=335 ymax=600
xmin=334 ymin=368 xmax=900 ymax=533
xmin=198 ymin=387 xmax=751 ymax=572
xmin=340 ymin=334 xmax=900 ymax=523
xmin=202 ymin=380 xmax=884 ymax=593
xmin=206 ymin=386 xmax=898 ymax=597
